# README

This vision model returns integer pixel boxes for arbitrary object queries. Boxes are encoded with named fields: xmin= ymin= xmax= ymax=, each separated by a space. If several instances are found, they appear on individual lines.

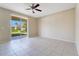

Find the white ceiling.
xmin=0 ymin=3 xmax=76 ymax=18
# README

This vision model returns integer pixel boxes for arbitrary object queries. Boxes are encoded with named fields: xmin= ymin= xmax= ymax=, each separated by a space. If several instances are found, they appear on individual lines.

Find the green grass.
xmin=11 ymin=29 xmax=27 ymax=36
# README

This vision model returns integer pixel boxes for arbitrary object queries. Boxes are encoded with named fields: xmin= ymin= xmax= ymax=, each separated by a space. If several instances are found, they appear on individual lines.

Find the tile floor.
xmin=0 ymin=37 xmax=78 ymax=56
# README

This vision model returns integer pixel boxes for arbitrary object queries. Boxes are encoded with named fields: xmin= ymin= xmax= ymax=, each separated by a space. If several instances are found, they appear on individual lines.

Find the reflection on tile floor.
xmin=0 ymin=37 xmax=78 ymax=56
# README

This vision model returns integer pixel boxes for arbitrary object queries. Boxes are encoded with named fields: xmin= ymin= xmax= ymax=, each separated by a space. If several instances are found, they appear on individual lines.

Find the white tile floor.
xmin=0 ymin=37 xmax=78 ymax=56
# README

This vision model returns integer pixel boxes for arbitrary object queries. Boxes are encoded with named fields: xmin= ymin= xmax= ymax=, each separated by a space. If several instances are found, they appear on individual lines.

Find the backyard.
xmin=10 ymin=16 xmax=27 ymax=36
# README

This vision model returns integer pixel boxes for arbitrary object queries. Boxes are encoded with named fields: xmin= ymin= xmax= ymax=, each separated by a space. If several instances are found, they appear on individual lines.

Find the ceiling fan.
xmin=26 ymin=3 xmax=42 ymax=13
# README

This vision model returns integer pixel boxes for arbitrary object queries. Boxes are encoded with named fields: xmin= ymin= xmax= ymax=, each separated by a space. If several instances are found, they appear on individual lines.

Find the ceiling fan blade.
xmin=26 ymin=8 xmax=31 ymax=10
xmin=32 ymin=10 xmax=35 ymax=13
xmin=34 ymin=4 xmax=40 ymax=8
xmin=32 ymin=3 xmax=35 ymax=7
xmin=35 ymin=9 xmax=42 ymax=12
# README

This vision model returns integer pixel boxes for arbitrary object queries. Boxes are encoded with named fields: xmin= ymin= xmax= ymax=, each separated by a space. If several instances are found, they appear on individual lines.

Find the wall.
xmin=0 ymin=8 xmax=11 ymax=43
xmin=0 ymin=7 xmax=38 ymax=43
xmin=75 ymin=4 xmax=79 ymax=55
xmin=38 ymin=9 xmax=75 ymax=43
xmin=28 ymin=18 xmax=38 ymax=37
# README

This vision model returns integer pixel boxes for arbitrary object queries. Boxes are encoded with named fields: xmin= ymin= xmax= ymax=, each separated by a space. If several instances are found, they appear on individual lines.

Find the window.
xmin=10 ymin=16 xmax=27 ymax=36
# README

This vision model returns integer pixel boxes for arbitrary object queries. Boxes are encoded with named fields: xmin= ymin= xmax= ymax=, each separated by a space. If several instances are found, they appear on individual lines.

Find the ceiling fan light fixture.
xmin=26 ymin=3 xmax=42 ymax=13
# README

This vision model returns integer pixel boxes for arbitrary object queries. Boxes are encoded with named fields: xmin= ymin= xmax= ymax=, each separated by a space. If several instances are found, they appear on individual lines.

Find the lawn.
xmin=10 ymin=16 xmax=27 ymax=36
xmin=11 ymin=29 xmax=27 ymax=36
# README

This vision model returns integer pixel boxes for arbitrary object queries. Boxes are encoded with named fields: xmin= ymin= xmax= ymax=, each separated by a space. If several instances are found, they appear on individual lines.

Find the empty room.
xmin=0 ymin=3 xmax=79 ymax=56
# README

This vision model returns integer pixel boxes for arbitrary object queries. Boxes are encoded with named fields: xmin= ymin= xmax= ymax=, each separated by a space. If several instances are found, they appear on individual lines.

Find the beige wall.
xmin=0 ymin=6 xmax=75 ymax=44
xmin=75 ymin=4 xmax=79 ymax=55
xmin=38 ymin=9 xmax=75 ymax=43
xmin=28 ymin=18 xmax=38 ymax=37
xmin=0 ymin=8 xmax=11 ymax=43
xmin=0 ymin=7 xmax=38 ymax=43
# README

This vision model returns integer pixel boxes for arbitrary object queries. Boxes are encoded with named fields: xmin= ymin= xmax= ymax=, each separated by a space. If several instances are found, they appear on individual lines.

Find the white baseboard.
xmin=38 ymin=36 xmax=75 ymax=43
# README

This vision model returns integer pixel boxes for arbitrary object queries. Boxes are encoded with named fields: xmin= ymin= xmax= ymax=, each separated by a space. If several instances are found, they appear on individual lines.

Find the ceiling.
xmin=0 ymin=3 xmax=76 ymax=18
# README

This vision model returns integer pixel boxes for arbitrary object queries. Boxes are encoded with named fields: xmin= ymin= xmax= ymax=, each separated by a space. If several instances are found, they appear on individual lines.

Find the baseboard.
xmin=53 ymin=38 xmax=75 ymax=43
xmin=38 ymin=36 xmax=75 ymax=43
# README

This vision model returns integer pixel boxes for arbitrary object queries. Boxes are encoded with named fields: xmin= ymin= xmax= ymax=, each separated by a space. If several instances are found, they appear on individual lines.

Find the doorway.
xmin=10 ymin=16 xmax=27 ymax=40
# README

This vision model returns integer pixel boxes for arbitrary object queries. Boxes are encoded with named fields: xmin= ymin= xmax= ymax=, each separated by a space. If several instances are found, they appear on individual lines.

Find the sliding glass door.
xmin=10 ymin=16 xmax=27 ymax=37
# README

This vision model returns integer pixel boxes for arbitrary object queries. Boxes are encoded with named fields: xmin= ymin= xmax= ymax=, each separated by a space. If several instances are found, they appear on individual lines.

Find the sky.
xmin=10 ymin=20 xmax=22 ymax=27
